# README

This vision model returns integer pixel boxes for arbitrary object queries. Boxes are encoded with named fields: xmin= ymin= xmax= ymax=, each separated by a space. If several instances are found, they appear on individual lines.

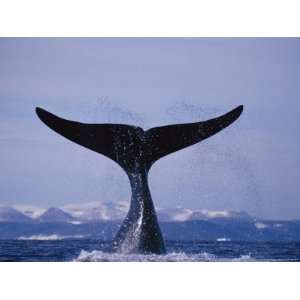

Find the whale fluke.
xmin=35 ymin=107 xmax=139 ymax=171
xmin=145 ymin=105 xmax=243 ymax=165
xmin=36 ymin=105 xmax=243 ymax=172
xmin=36 ymin=105 xmax=243 ymax=254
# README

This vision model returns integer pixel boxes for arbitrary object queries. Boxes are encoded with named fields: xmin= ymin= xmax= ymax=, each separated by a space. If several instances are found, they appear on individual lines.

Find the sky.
xmin=0 ymin=38 xmax=299 ymax=219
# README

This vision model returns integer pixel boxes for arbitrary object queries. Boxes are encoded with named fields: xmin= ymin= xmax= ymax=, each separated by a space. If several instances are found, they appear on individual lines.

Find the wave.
xmin=17 ymin=234 xmax=86 ymax=240
xmin=216 ymin=237 xmax=231 ymax=242
xmin=75 ymin=250 xmax=254 ymax=262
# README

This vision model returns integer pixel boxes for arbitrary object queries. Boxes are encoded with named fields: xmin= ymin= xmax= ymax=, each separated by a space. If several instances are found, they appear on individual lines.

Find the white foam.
xmin=216 ymin=237 xmax=231 ymax=242
xmin=68 ymin=221 xmax=82 ymax=225
xmin=274 ymin=223 xmax=283 ymax=228
xmin=17 ymin=234 xmax=86 ymax=240
xmin=75 ymin=250 xmax=254 ymax=262
xmin=254 ymin=222 xmax=269 ymax=229
xmin=231 ymin=254 xmax=253 ymax=261
xmin=17 ymin=234 xmax=63 ymax=240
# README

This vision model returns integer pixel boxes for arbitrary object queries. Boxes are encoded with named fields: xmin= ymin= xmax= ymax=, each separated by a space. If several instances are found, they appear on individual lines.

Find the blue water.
xmin=0 ymin=240 xmax=299 ymax=262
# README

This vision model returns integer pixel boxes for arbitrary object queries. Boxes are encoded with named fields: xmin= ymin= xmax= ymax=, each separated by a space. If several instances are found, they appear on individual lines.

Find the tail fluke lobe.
xmin=145 ymin=105 xmax=243 ymax=165
xmin=35 ymin=107 xmax=143 ymax=171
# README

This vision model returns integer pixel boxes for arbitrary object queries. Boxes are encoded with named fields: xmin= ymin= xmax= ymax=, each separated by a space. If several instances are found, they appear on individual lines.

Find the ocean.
xmin=0 ymin=239 xmax=300 ymax=262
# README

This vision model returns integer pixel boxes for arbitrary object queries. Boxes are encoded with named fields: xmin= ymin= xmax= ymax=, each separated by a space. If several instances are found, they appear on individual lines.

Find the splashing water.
xmin=75 ymin=250 xmax=254 ymax=262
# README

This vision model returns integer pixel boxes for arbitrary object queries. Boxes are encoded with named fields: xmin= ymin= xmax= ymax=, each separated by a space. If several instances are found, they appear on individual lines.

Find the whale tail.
xmin=35 ymin=105 xmax=243 ymax=172
xmin=36 ymin=105 xmax=243 ymax=254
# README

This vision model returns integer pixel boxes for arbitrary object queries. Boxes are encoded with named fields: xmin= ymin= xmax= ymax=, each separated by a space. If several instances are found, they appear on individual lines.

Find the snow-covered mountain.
xmin=62 ymin=201 xmax=129 ymax=222
xmin=38 ymin=207 xmax=78 ymax=223
xmin=156 ymin=207 xmax=251 ymax=222
xmin=0 ymin=206 xmax=33 ymax=223
xmin=157 ymin=207 xmax=193 ymax=222
xmin=62 ymin=202 xmax=251 ymax=222
xmin=2 ymin=202 xmax=251 ymax=223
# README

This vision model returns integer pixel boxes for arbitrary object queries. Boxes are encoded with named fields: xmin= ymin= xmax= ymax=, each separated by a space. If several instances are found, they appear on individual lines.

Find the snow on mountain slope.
xmin=157 ymin=207 xmax=193 ymax=222
xmin=62 ymin=201 xmax=129 ymax=222
xmin=156 ymin=207 xmax=251 ymax=222
xmin=189 ymin=209 xmax=251 ymax=221
xmin=12 ymin=205 xmax=46 ymax=219
xmin=0 ymin=206 xmax=33 ymax=222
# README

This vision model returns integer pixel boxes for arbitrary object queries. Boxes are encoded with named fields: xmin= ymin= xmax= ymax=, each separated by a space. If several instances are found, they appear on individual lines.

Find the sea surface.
xmin=0 ymin=239 xmax=300 ymax=262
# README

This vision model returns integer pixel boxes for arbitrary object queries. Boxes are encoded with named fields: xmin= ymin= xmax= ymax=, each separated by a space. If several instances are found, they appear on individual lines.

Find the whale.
xmin=35 ymin=105 xmax=243 ymax=254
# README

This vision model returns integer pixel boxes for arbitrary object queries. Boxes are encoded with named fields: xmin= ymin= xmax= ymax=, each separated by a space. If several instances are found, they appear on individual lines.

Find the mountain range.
xmin=6 ymin=202 xmax=252 ymax=223
xmin=0 ymin=203 xmax=299 ymax=241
